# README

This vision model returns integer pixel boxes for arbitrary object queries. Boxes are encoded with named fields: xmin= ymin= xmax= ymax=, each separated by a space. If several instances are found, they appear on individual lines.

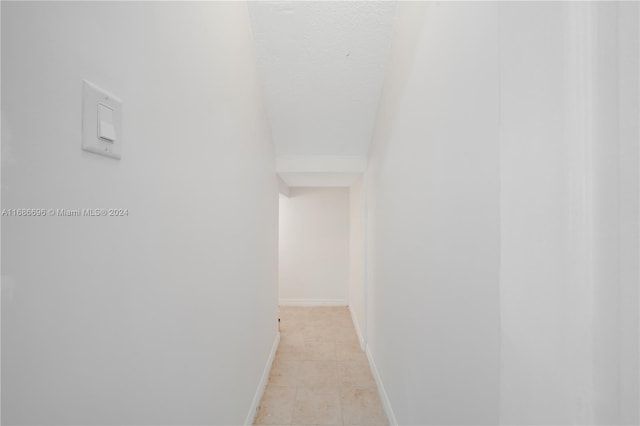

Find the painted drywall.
xmin=498 ymin=3 xmax=589 ymax=423
xmin=592 ymin=4 xmax=639 ymax=423
xmin=365 ymin=2 xmax=501 ymax=424
xmin=616 ymin=3 xmax=640 ymax=423
xmin=365 ymin=2 xmax=638 ymax=425
xmin=279 ymin=187 xmax=349 ymax=305
xmin=277 ymin=172 xmax=363 ymax=188
xmin=278 ymin=175 xmax=290 ymax=197
xmin=276 ymin=156 xmax=367 ymax=187
xmin=499 ymin=3 xmax=639 ymax=424
xmin=1 ymin=2 xmax=278 ymax=425
xmin=348 ymin=176 xmax=365 ymax=347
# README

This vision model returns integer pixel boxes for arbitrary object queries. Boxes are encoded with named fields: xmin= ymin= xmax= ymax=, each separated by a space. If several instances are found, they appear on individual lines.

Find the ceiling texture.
xmin=248 ymin=1 xmax=396 ymax=187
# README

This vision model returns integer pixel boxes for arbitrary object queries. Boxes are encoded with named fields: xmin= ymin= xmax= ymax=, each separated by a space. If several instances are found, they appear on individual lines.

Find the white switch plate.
xmin=82 ymin=80 xmax=122 ymax=159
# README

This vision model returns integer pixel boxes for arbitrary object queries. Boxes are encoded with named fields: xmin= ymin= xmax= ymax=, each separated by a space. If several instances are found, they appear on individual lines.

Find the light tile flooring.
xmin=254 ymin=306 xmax=388 ymax=426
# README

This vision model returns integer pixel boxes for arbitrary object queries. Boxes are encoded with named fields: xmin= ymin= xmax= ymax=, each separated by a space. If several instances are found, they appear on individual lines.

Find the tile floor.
xmin=254 ymin=306 xmax=388 ymax=426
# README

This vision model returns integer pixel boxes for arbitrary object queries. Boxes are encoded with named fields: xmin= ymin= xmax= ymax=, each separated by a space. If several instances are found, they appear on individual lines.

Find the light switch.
xmin=82 ymin=80 xmax=122 ymax=159
xmin=98 ymin=103 xmax=116 ymax=142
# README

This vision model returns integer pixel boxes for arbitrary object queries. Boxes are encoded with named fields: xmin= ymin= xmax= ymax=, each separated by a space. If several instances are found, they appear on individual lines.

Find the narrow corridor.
xmin=254 ymin=306 xmax=388 ymax=425
xmin=2 ymin=2 xmax=638 ymax=425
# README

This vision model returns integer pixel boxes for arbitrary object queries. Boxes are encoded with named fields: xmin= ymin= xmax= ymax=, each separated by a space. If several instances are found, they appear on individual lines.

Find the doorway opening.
xmin=277 ymin=179 xmax=367 ymax=350
xmin=252 ymin=179 xmax=387 ymax=425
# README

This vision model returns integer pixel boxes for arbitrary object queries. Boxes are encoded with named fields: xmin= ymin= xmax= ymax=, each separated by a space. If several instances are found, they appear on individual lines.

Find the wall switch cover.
xmin=98 ymin=103 xmax=116 ymax=142
xmin=82 ymin=80 xmax=122 ymax=159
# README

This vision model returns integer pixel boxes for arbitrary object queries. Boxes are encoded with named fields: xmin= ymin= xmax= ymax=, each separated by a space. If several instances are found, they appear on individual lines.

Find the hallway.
xmin=1 ymin=1 xmax=639 ymax=425
xmin=254 ymin=307 xmax=386 ymax=425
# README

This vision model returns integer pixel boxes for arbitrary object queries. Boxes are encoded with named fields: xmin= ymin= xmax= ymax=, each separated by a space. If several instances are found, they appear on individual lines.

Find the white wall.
xmin=366 ymin=2 xmax=639 ymax=425
xmin=499 ymin=3 xmax=639 ymax=424
xmin=498 ymin=3 xmax=592 ymax=422
xmin=365 ymin=2 xmax=501 ymax=424
xmin=616 ymin=4 xmax=640 ymax=423
xmin=348 ymin=176 xmax=365 ymax=346
xmin=279 ymin=187 xmax=349 ymax=305
xmin=1 ymin=2 xmax=278 ymax=425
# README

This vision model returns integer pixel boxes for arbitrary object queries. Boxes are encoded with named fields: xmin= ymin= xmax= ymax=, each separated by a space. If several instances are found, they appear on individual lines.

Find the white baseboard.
xmin=348 ymin=305 xmax=366 ymax=351
xmin=366 ymin=346 xmax=398 ymax=426
xmin=278 ymin=298 xmax=347 ymax=306
xmin=244 ymin=332 xmax=280 ymax=426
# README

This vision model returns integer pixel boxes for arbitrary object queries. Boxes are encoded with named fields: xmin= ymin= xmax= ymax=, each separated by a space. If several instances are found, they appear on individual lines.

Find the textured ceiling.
xmin=248 ymin=1 xmax=396 ymax=158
